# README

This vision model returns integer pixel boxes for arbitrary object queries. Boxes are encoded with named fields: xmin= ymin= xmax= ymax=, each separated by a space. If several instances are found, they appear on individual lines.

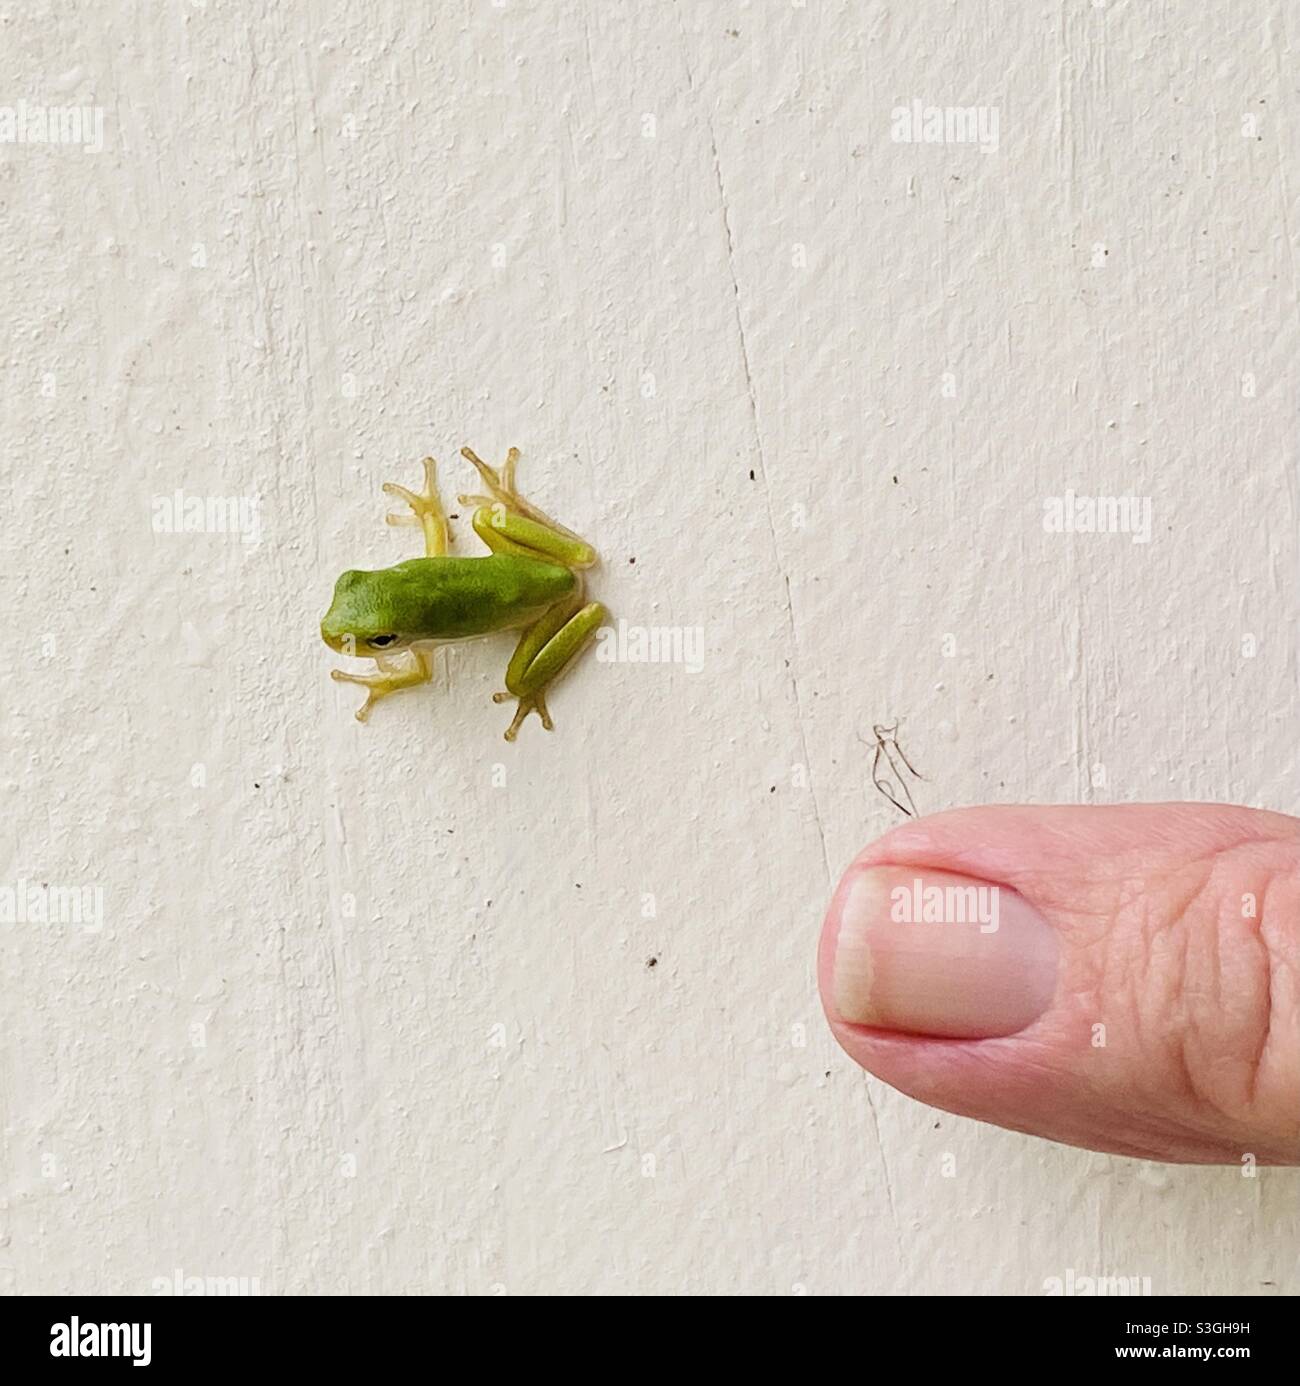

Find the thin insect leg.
xmin=873 ymin=720 xmax=925 ymax=783
xmin=887 ymin=733 xmax=924 ymax=782
xmin=874 ymin=777 xmax=913 ymax=817
xmin=872 ymin=739 xmax=915 ymax=818
xmin=880 ymin=741 xmax=919 ymax=817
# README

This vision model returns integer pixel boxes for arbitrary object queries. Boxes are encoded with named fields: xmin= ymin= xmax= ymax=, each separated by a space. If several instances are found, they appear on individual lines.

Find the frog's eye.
xmin=369 ymin=633 xmax=398 ymax=648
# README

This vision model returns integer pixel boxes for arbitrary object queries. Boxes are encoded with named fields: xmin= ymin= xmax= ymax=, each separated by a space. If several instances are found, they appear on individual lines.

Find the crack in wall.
xmin=696 ymin=92 xmax=833 ymax=888
xmin=675 ymin=24 xmax=905 ymax=1259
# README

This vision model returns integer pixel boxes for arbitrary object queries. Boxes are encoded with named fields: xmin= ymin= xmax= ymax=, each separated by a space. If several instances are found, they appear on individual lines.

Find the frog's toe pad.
xmin=493 ymin=692 xmax=553 ymax=741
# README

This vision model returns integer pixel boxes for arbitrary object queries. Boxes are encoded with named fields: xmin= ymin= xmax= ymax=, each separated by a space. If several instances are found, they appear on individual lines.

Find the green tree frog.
xmin=320 ymin=446 xmax=607 ymax=741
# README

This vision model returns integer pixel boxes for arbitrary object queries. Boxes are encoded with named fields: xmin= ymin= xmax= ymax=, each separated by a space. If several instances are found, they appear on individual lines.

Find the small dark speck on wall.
xmin=749 ymin=469 xmax=755 ymax=480
xmin=253 ymin=782 xmax=260 ymax=789
xmin=628 ymin=556 xmax=636 ymax=564
xmin=647 ymin=957 xmax=658 ymax=968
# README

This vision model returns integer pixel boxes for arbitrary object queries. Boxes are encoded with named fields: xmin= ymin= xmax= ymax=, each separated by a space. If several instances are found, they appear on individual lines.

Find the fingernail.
xmin=828 ymin=865 xmax=1057 ymax=1038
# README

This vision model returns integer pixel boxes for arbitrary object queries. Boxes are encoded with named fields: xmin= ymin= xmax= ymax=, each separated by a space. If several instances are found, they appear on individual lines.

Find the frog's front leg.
xmin=331 ymin=649 xmax=433 ymax=723
xmin=494 ymin=596 xmax=608 ymax=741
xmin=383 ymin=455 xmax=449 ymax=557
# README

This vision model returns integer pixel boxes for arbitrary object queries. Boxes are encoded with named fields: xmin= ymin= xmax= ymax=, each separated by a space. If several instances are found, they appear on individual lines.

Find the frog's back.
xmin=387 ymin=554 xmax=575 ymax=639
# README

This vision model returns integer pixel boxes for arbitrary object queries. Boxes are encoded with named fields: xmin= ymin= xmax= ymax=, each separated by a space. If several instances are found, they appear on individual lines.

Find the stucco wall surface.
xmin=1 ymin=1 xmax=1297 ymax=1294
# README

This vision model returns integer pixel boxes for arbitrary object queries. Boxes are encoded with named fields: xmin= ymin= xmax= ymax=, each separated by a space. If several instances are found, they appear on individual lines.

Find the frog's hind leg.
xmin=459 ymin=445 xmax=606 ymax=739
xmin=493 ymin=596 xmax=608 ymax=742
xmin=383 ymin=456 xmax=450 ymax=557
xmin=459 ymin=446 xmax=572 ymax=532
xmin=331 ymin=649 xmax=433 ymax=722
xmin=460 ymin=446 xmax=598 ymax=569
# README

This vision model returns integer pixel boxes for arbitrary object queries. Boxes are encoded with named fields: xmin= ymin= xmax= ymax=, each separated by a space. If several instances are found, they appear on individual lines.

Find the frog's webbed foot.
xmin=492 ymin=597 xmax=607 ymax=742
xmin=492 ymin=689 xmax=553 ymax=742
xmin=383 ymin=456 xmax=449 ymax=557
xmin=331 ymin=650 xmax=432 ymax=722
xmin=459 ymin=445 xmax=598 ymax=569
xmin=458 ymin=446 xmax=587 ymax=543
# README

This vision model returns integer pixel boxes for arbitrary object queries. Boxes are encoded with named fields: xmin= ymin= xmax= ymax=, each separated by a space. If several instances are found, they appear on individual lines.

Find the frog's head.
xmin=320 ymin=569 xmax=411 ymax=657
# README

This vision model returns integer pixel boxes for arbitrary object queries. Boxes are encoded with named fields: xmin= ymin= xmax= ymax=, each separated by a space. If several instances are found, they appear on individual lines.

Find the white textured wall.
xmin=2 ymin=1 xmax=1297 ymax=1295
